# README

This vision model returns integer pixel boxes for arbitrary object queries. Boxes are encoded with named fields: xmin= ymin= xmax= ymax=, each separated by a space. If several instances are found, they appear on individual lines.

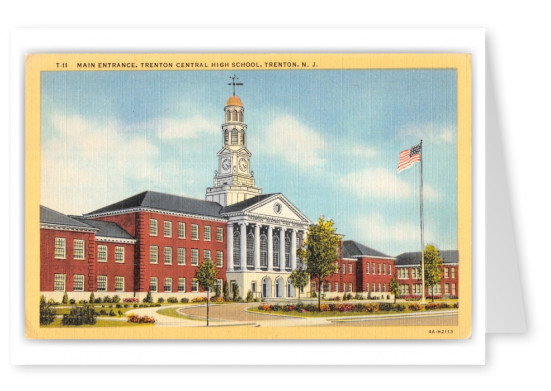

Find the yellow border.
xmin=25 ymin=53 xmax=471 ymax=340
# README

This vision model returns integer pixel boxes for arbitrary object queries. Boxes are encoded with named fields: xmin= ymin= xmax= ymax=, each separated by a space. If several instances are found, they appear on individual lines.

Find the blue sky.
xmin=41 ymin=69 xmax=457 ymax=256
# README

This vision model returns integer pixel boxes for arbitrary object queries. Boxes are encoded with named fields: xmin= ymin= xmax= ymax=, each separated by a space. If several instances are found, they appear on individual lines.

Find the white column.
xmin=240 ymin=222 xmax=247 ymax=269
xmin=280 ymin=227 xmax=286 ymax=270
xmin=267 ymin=225 xmax=273 ymax=272
xmin=227 ymin=223 xmax=234 ymax=272
xmin=254 ymin=223 xmax=260 ymax=270
xmin=290 ymin=228 xmax=297 ymax=270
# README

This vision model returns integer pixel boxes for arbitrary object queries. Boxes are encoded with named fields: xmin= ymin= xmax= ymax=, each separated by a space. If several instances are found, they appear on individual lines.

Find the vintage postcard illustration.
xmin=25 ymin=53 xmax=471 ymax=339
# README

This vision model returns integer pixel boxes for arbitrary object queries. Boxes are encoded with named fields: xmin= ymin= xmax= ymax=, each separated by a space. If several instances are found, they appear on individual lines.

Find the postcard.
xmin=25 ymin=53 xmax=471 ymax=340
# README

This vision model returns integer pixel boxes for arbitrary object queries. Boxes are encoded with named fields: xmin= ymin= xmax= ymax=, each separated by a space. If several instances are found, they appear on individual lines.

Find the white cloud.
xmin=258 ymin=116 xmax=326 ymax=167
xmin=401 ymin=124 xmax=456 ymax=145
xmin=338 ymin=168 xmax=441 ymax=200
xmin=153 ymin=116 xmax=218 ymax=140
xmin=41 ymin=114 xmax=161 ymax=214
xmin=347 ymin=144 xmax=377 ymax=158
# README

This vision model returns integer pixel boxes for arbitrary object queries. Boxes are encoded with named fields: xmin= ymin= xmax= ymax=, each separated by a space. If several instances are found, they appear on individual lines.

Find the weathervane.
xmin=228 ymin=74 xmax=243 ymax=96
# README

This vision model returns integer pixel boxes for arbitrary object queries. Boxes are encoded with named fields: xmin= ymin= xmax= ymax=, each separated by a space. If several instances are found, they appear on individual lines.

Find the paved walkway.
xmin=127 ymin=303 xmax=458 ymax=328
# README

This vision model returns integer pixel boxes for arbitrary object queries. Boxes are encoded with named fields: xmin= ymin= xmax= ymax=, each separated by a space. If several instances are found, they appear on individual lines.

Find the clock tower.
xmin=205 ymin=90 xmax=262 ymax=206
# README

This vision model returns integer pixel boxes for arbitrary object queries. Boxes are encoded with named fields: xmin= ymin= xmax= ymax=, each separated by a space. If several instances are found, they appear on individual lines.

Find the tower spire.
xmin=228 ymin=74 xmax=243 ymax=96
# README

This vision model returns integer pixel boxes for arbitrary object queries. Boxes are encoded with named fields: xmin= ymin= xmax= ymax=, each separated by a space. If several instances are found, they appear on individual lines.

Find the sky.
xmin=41 ymin=69 xmax=457 ymax=256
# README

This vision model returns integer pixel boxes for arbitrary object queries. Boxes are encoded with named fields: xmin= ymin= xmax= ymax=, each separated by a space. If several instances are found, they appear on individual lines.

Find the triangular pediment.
xmin=244 ymin=194 xmax=311 ymax=224
xmin=217 ymin=147 xmax=251 ymax=157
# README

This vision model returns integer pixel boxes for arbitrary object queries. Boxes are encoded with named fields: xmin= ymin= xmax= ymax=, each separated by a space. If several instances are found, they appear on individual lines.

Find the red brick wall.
xmin=95 ymin=241 xmax=135 ymax=292
xmin=396 ymin=264 xmax=459 ymax=299
xmin=358 ymin=257 xmax=395 ymax=295
xmin=40 ymin=228 xmax=96 ymax=292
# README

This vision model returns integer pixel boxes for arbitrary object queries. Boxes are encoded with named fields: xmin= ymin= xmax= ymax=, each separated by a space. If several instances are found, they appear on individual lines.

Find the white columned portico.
xmin=254 ymin=223 xmax=260 ymax=270
xmin=279 ymin=227 xmax=286 ymax=270
xmin=267 ymin=225 xmax=273 ymax=272
xmin=227 ymin=223 xmax=234 ymax=272
xmin=290 ymin=228 xmax=297 ymax=270
xmin=240 ymin=222 xmax=247 ymax=269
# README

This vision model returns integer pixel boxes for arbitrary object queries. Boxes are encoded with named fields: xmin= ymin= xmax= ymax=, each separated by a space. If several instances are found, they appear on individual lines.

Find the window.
xmin=231 ymin=129 xmax=238 ymax=144
xmin=192 ymin=278 xmax=199 ymax=292
xmin=413 ymin=284 xmax=422 ymax=295
xmin=54 ymin=274 xmax=66 ymax=291
xmin=164 ymin=278 xmax=172 ymax=292
xmin=260 ymin=234 xmax=267 ymax=267
xmin=74 ymin=239 xmax=85 ymax=260
xmin=284 ymin=237 xmax=291 ymax=268
xmin=342 ymin=264 xmax=346 ymax=274
xmin=383 ymin=264 xmax=386 ymax=275
xmin=372 ymin=263 xmax=375 ymax=275
xmin=326 ymin=283 xmax=331 ymax=292
xmin=204 ymin=226 xmax=211 ymax=241
xmin=54 ymin=238 xmax=66 ymax=259
xmin=216 ymin=227 xmax=223 ymax=242
xmin=398 ymin=268 xmax=409 ymax=279
xmin=348 ymin=264 xmax=352 ymax=274
xmin=444 ymin=284 xmax=449 ymax=295
xmin=349 ymin=283 xmax=353 ymax=293
xmin=272 ymin=236 xmax=280 ymax=268
xmin=97 ymin=276 xmax=107 ymax=292
xmin=204 ymin=249 xmax=211 ymax=261
xmin=178 ymin=248 xmax=186 ymax=265
xmin=247 ymin=233 xmax=254 ymax=266
xmin=451 ymin=267 xmax=456 ymax=279
xmin=388 ymin=265 xmax=392 ymax=275
xmin=365 ymin=283 xmax=369 ymax=293
xmin=342 ymin=283 xmax=346 ymax=293
xmin=378 ymin=283 xmax=381 ymax=292
xmin=191 ymin=249 xmax=199 ymax=266
xmin=178 ymin=222 xmax=186 ymax=238
xmin=115 ymin=276 xmax=124 ymax=292
xmin=378 ymin=264 xmax=381 ymax=275
xmin=216 ymin=251 xmax=223 ymax=267
xmin=97 ymin=245 xmax=107 ymax=262
xmin=372 ymin=283 xmax=375 ymax=292
xmin=366 ymin=263 xmax=370 ymax=274
xmin=150 ymin=277 xmax=158 ymax=292
xmin=312 ymin=282 xmax=317 ymax=293
xmin=444 ymin=267 xmax=449 ymax=278
xmin=400 ymin=284 xmax=410 ymax=295
xmin=452 ymin=283 xmax=456 ymax=296
xmin=164 ymin=221 xmax=172 ymax=237
xmin=178 ymin=278 xmax=186 ymax=292
xmin=191 ymin=224 xmax=199 ymax=240
xmin=150 ymin=245 xmax=158 ymax=264
xmin=233 ymin=231 xmax=241 ymax=267
xmin=115 ymin=246 xmax=124 ymax=263
xmin=383 ymin=283 xmax=386 ymax=292
xmin=150 ymin=219 xmax=158 ymax=236
xmin=432 ymin=284 xmax=442 ymax=295
xmin=164 ymin=247 xmax=172 ymax=264
xmin=73 ymin=275 xmax=84 ymax=291
xmin=335 ymin=282 xmax=339 ymax=292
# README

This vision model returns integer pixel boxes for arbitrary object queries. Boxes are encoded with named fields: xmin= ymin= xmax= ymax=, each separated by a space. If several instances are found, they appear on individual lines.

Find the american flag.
xmin=398 ymin=142 xmax=422 ymax=173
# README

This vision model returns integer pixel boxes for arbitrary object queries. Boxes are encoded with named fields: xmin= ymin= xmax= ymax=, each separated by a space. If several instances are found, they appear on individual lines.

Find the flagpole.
xmin=419 ymin=139 xmax=426 ymax=304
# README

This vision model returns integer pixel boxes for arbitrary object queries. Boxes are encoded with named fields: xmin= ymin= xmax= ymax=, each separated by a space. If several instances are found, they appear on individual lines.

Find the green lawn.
xmin=156 ymin=307 xmax=223 ymax=322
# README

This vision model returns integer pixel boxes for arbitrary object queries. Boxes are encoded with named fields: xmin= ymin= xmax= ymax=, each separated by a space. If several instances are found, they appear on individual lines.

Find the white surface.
xmin=1 ymin=0 xmax=547 ymax=388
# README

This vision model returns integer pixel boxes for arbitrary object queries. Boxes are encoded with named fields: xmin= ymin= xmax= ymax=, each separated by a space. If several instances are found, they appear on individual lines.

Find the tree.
xmin=423 ymin=244 xmax=443 ymax=302
xmin=195 ymin=259 xmax=218 ymax=326
xmin=297 ymin=216 xmax=340 ymax=310
xmin=288 ymin=265 xmax=309 ymax=304
xmin=389 ymin=278 xmax=400 ymax=304
xmin=223 ymin=281 xmax=230 ymax=302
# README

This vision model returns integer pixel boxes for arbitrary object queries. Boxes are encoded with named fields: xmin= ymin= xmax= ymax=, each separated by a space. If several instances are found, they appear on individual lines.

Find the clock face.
xmin=221 ymin=158 xmax=230 ymax=171
xmin=239 ymin=158 xmax=248 ymax=172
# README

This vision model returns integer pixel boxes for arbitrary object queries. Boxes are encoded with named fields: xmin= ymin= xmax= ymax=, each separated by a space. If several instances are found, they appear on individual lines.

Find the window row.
xmin=317 ymin=282 xmax=355 ymax=293
xmin=149 ymin=246 xmax=223 ymax=267
xmin=341 ymin=263 xmax=354 ymax=274
xmin=364 ymin=262 xmax=392 ymax=276
xmin=54 ymin=238 xmax=126 ymax=263
xmin=149 ymin=219 xmax=223 ymax=241
xmin=53 ymin=274 xmax=125 ymax=292
xmin=149 ymin=277 xmax=223 ymax=293
xmin=397 ymin=267 xmax=456 ymax=280
xmin=398 ymin=283 xmax=456 ymax=296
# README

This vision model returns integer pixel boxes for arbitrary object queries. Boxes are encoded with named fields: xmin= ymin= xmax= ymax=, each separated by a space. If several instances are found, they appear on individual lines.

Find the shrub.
xmin=223 ymin=281 xmax=230 ymax=301
xmin=118 ymin=310 xmax=123 ymax=316
xmin=133 ymin=304 xmax=138 ymax=308
xmin=78 ymin=300 xmax=87 ymax=304
xmin=123 ymin=304 xmax=129 ymax=308
xmin=354 ymin=303 xmax=366 ymax=312
xmin=61 ymin=305 xmax=97 ymax=326
xmin=167 ymin=297 xmax=178 ymax=303
xmin=211 ymin=296 xmax=225 ymax=303
xmin=112 ymin=295 xmax=121 ymax=303
xmin=365 ymin=303 xmax=379 ymax=313
xmin=440 ymin=303 xmax=449 ymax=309
xmin=116 ymin=304 xmax=122 ymax=308
xmin=191 ymin=297 xmax=207 ymax=303
xmin=425 ymin=303 xmax=441 ymax=310
xmin=123 ymin=297 xmax=140 ymax=303
xmin=453 ymin=303 xmax=459 ymax=308
xmin=89 ymin=292 xmax=95 ymax=304
xmin=62 ymin=292 xmax=68 ymax=304
xmin=99 ymin=309 xmax=108 ymax=316
xmin=246 ymin=290 xmax=254 ymax=302
xmin=180 ymin=298 xmax=190 ymax=303
xmin=337 ymin=303 xmax=354 ymax=312
xmin=232 ymin=284 xmax=240 ymax=301
xmin=408 ymin=303 xmax=422 ymax=311
xmin=311 ymin=291 xmax=317 ymax=298
xmin=143 ymin=291 xmax=153 ymax=304
xmin=47 ymin=299 xmax=57 ymax=306
xmin=69 ymin=298 xmax=76 ymax=305
xmin=305 ymin=304 xmax=317 ymax=312
xmin=319 ymin=304 xmax=331 ymax=312
xmin=258 ymin=304 xmax=272 ymax=311
xmin=39 ymin=300 xmax=56 ymax=325
xmin=214 ymin=284 xmax=221 ymax=298
xmin=127 ymin=314 xmax=156 ymax=324
xmin=394 ymin=304 xmax=406 ymax=312
xmin=95 ymin=297 xmax=102 ymax=304
xmin=109 ymin=309 xmax=116 ymax=317
xmin=379 ymin=303 xmax=393 ymax=311
xmin=157 ymin=297 xmax=165 ymax=304
xmin=271 ymin=304 xmax=281 ymax=312
xmin=332 ymin=296 xmax=341 ymax=301
xmin=103 ymin=295 xmax=112 ymax=303
xmin=386 ymin=294 xmax=390 ymax=300
xmin=354 ymin=294 xmax=365 ymax=300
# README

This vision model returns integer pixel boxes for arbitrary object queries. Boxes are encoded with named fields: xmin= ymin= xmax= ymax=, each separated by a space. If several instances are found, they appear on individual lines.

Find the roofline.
xmin=85 ymin=207 xmax=228 ymax=223
xmin=40 ymin=223 xmax=98 ymax=233
xmin=348 ymin=254 xmax=396 ymax=260
xmin=96 ymin=236 xmax=137 ymax=244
